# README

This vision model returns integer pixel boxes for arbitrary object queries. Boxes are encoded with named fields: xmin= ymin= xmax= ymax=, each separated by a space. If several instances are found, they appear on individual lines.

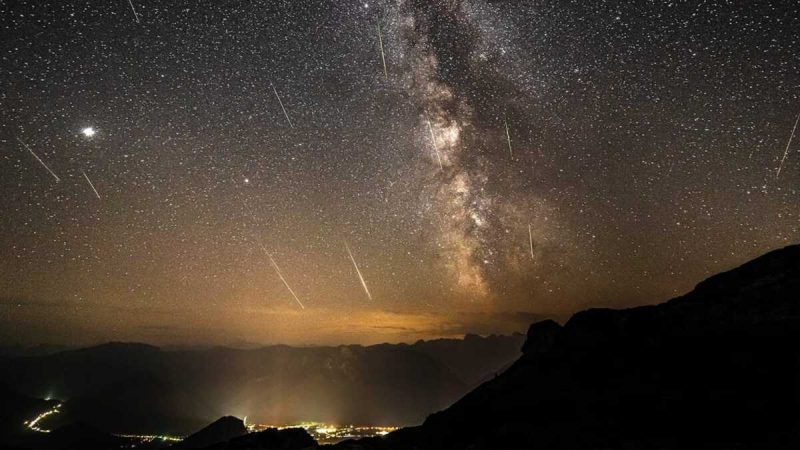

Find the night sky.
xmin=1 ymin=1 xmax=798 ymax=347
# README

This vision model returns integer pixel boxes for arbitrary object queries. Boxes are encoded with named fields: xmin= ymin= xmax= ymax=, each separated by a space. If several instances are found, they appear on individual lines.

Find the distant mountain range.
xmin=0 ymin=332 xmax=524 ymax=436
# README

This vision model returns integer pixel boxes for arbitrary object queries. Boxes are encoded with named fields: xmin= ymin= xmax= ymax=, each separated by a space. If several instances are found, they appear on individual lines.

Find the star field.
xmin=1 ymin=0 xmax=798 ymax=346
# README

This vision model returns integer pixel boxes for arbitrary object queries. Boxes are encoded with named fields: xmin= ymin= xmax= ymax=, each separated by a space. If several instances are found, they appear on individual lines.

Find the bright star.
xmin=81 ymin=127 xmax=96 ymax=138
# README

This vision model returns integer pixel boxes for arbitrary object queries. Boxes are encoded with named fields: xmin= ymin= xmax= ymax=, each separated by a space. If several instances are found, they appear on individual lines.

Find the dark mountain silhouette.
xmin=0 ymin=344 xmax=76 ymax=358
xmin=0 ymin=334 xmax=523 ymax=435
xmin=330 ymin=244 xmax=800 ymax=449
xmin=173 ymin=416 xmax=247 ymax=449
xmin=199 ymin=427 xmax=316 ymax=450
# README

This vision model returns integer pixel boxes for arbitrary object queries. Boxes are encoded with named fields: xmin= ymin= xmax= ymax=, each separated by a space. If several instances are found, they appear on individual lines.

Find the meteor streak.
xmin=504 ymin=119 xmax=513 ymax=158
xmin=426 ymin=117 xmax=444 ymax=170
xmin=776 ymin=112 xmax=799 ymax=179
xmin=81 ymin=170 xmax=101 ymax=199
xmin=345 ymin=242 xmax=372 ymax=300
xmin=16 ymin=137 xmax=60 ymax=182
xmin=260 ymin=245 xmax=305 ymax=309
xmin=528 ymin=224 xmax=534 ymax=260
xmin=271 ymin=83 xmax=294 ymax=129
xmin=378 ymin=23 xmax=388 ymax=79
xmin=127 ymin=0 xmax=140 ymax=24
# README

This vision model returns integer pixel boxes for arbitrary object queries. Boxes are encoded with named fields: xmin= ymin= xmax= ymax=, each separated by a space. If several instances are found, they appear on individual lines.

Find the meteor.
xmin=426 ymin=117 xmax=444 ymax=170
xmin=81 ymin=170 xmax=101 ymax=199
xmin=528 ymin=224 xmax=534 ymax=260
xmin=345 ymin=242 xmax=372 ymax=300
xmin=504 ymin=119 xmax=513 ymax=158
xmin=259 ymin=245 xmax=305 ymax=309
xmin=378 ymin=23 xmax=388 ymax=79
xmin=16 ymin=137 xmax=60 ymax=182
xmin=271 ymin=83 xmax=294 ymax=129
xmin=776 ymin=112 xmax=799 ymax=179
xmin=127 ymin=0 xmax=140 ymax=24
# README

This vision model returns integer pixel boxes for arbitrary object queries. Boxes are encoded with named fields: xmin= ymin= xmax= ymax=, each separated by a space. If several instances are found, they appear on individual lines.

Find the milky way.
xmin=0 ymin=1 xmax=798 ymax=346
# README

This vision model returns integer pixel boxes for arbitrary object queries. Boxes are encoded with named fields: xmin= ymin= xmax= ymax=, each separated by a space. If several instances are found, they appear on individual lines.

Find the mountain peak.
xmin=64 ymin=342 xmax=161 ymax=356
xmin=520 ymin=319 xmax=561 ymax=355
xmin=173 ymin=416 xmax=246 ymax=449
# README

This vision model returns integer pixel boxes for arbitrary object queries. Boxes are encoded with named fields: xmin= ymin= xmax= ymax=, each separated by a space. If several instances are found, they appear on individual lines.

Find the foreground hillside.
xmin=332 ymin=244 xmax=800 ymax=449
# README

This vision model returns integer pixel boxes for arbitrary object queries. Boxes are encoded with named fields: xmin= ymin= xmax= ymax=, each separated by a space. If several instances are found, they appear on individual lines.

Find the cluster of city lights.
xmin=116 ymin=433 xmax=183 ymax=443
xmin=24 ymin=404 xmax=394 ymax=446
xmin=24 ymin=403 xmax=62 ymax=433
xmin=252 ymin=421 xmax=397 ymax=444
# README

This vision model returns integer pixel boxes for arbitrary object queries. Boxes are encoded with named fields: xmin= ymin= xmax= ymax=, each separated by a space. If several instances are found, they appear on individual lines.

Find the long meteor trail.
xmin=16 ymin=137 xmax=60 ymax=182
xmin=505 ymin=119 xmax=513 ymax=158
xmin=271 ymin=83 xmax=294 ymax=129
xmin=776 ymin=112 xmax=799 ymax=179
xmin=81 ymin=170 xmax=101 ymax=199
xmin=260 ymin=245 xmax=305 ymax=309
xmin=426 ymin=117 xmax=444 ymax=170
xmin=528 ymin=224 xmax=534 ymax=260
xmin=378 ymin=23 xmax=388 ymax=79
xmin=345 ymin=242 xmax=372 ymax=300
